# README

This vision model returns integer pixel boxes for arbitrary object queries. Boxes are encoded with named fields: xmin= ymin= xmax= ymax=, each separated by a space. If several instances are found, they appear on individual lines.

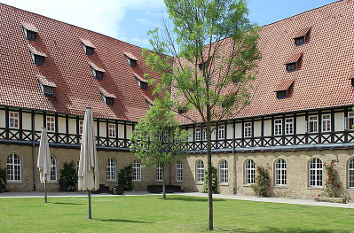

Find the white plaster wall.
xmin=22 ymin=112 xmax=31 ymax=130
xmin=35 ymin=114 xmax=42 ymax=131
xmin=235 ymin=123 xmax=242 ymax=138
xmin=99 ymin=121 xmax=106 ymax=137
xmin=296 ymin=116 xmax=306 ymax=134
xmin=118 ymin=124 xmax=124 ymax=138
xmin=58 ymin=117 xmax=66 ymax=133
xmin=227 ymin=123 xmax=233 ymax=139
xmin=126 ymin=125 xmax=132 ymax=138
xmin=0 ymin=110 xmax=5 ymax=128
xmin=68 ymin=118 xmax=76 ymax=134
xmin=254 ymin=120 xmax=261 ymax=137
xmin=264 ymin=120 xmax=271 ymax=136
xmin=335 ymin=112 xmax=344 ymax=131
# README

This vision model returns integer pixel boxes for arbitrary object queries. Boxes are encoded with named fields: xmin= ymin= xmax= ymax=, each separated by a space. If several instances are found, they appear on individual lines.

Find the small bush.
xmin=0 ymin=166 xmax=7 ymax=193
xmin=202 ymin=166 xmax=218 ymax=194
xmin=322 ymin=160 xmax=341 ymax=198
xmin=252 ymin=166 xmax=271 ymax=197
xmin=118 ymin=165 xmax=133 ymax=191
xmin=59 ymin=161 xmax=77 ymax=191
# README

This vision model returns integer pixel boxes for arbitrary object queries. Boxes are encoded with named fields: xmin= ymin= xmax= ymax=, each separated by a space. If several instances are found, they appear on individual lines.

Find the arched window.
xmin=50 ymin=155 xmax=57 ymax=182
xmin=176 ymin=161 xmax=183 ymax=182
xmin=156 ymin=163 xmax=163 ymax=181
xmin=274 ymin=159 xmax=287 ymax=186
xmin=309 ymin=158 xmax=322 ymax=187
xmin=348 ymin=158 xmax=354 ymax=189
xmin=219 ymin=160 xmax=228 ymax=184
xmin=196 ymin=160 xmax=204 ymax=183
xmin=7 ymin=153 xmax=22 ymax=182
xmin=244 ymin=159 xmax=255 ymax=184
xmin=133 ymin=160 xmax=141 ymax=181
xmin=106 ymin=158 xmax=116 ymax=181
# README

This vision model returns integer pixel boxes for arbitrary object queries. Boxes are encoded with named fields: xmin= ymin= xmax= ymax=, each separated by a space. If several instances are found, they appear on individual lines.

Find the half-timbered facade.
xmin=0 ymin=1 xmax=353 ymax=200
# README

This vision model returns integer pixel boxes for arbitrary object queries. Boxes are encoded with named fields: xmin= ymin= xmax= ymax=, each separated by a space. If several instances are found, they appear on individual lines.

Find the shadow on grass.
xmin=213 ymin=227 xmax=350 ymax=233
xmin=94 ymin=218 xmax=153 ymax=224
xmin=164 ymin=196 xmax=225 ymax=202
xmin=51 ymin=202 xmax=84 ymax=206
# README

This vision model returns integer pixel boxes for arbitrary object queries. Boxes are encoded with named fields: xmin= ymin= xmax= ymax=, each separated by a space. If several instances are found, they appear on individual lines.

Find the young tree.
xmin=130 ymin=99 xmax=188 ymax=199
xmin=144 ymin=0 xmax=260 ymax=230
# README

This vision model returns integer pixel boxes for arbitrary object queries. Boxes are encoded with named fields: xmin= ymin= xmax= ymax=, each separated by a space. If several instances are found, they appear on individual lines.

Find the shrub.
xmin=252 ymin=166 xmax=271 ymax=197
xmin=118 ymin=165 xmax=133 ymax=191
xmin=59 ymin=161 xmax=77 ymax=191
xmin=0 ymin=166 xmax=7 ymax=193
xmin=322 ymin=160 xmax=341 ymax=198
xmin=202 ymin=166 xmax=218 ymax=194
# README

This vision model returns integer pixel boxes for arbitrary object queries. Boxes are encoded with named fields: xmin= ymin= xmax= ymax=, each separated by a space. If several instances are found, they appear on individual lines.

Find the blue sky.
xmin=0 ymin=0 xmax=337 ymax=48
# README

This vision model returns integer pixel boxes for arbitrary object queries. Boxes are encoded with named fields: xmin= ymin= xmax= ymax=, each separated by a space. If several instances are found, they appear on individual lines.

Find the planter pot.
xmin=112 ymin=185 xmax=124 ymax=195
xmin=314 ymin=196 xmax=347 ymax=204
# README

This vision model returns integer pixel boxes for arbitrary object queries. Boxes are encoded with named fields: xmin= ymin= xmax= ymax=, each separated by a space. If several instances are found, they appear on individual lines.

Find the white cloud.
xmin=0 ymin=0 xmax=164 ymax=38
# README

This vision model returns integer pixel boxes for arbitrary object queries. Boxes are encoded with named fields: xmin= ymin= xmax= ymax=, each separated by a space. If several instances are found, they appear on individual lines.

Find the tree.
xmin=59 ymin=161 xmax=78 ymax=191
xmin=130 ymin=99 xmax=188 ymax=199
xmin=144 ymin=0 xmax=260 ymax=230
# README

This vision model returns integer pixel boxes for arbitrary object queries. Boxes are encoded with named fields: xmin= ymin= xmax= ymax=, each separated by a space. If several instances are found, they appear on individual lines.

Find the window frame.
xmin=274 ymin=119 xmax=282 ymax=136
xmin=106 ymin=158 xmax=117 ymax=182
xmin=274 ymin=158 xmax=287 ymax=186
xmin=308 ymin=158 xmax=323 ymax=187
xmin=133 ymin=160 xmax=142 ymax=181
xmin=308 ymin=115 xmax=318 ymax=133
xmin=49 ymin=155 xmax=58 ymax=182
xmin=244 ymin=159 xmax=255 ymax=185
xmin=217 ymin=125 xmax=225 ymax=140
xmin=156 ymin=163 xmax=163 ymax=181
xmin=9 ymin=111 xmax=19 ymax=129
xmin=294 ymin=36 xmax=306 ymax=46
xmin=348 ymin=158 xmax=354 ymax=189
xmin=321 ymin=114 xmax=331 ymax=133
xmin=348 ymin=111 xmax=354 ymax=130
xmin=25 ymin=29 xmax=37 ymax=41
xmin=196 ymin=160 xmax=204 ymax=183
xmin=108 ymin=123 xmax=116 ymax=138
xmin=195 ymin=127 xmax=201 ymax=141
xmin=285 ymin=118 xmax=294 ymax=135
xmin=286 ymin=62 xmax=298 ymax=72
xmin=244 ymin=122 xmax=252 ymax=138
xmin=176 ymin=161 xmax=183 ymax=183
xmin=6 ymin=153 xmax=22 ymax=182
xmin=46 ymin=116 xmax=55 ymax=133
xmin=219 ymin=160 xmax=228 ymax=184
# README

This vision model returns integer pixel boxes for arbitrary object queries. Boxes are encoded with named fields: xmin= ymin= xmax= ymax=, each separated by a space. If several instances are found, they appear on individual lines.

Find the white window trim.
xmin=195 ymin=127 xmax=201 ymax=141
xmin=196 ymin=160 xmax=204 ymax=183
xmin=108 ymin=123 xmax=116 ymax=138
xmin=274 ymin=119 xmax=282 ymax=136
xmin=106 ymin=158 xmax=117 ymax=181
xmin=308 ymin=158 xmax=322 ymax=188
xmin=308 ymin=115 xmax=318 ymax=133
xmin=244 ymin=159 xmax=255 ymax=185
xmin=6 ymin=153 xmax=22 ymax=183
xmin=133 ymin=160 xmax=142 ymax=181
xmin=219 ymin=160 xmax=228 ymax=184
xmin=176 ymin=161 xmax=183 ymax=183
xmin=156 ymin=163 xmax=163 ymax=181
xmin=348 ymin=111 xmax=354 ymax=130
xmin=217 ymin=125 xmax=225 ymax=140
xmin=274 ymin=159 xmax=287 ymax=186
xmin=49 ymin=155 xmax=58 ymax=182
xmin=321 ymin=114 xmax=331 ymax=133
xmin=348 ymin=158 xmax=354 ymax=189
xmin=9 ymin=111 xmax=19 ymax=129
xmin=46 ymin=116 xmax=55 ymax=133
xmin=244 ymin=122 xmax=252 ymax=138
xmin=285 ymin=118 xmax=294 ymax=135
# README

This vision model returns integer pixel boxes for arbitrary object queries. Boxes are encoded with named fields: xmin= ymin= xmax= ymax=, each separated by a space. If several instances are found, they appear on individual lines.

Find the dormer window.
xmin=80 ymin=39 xmax=96 ymax=55
xmin=275 ymin=79 xmax=294 ymax=99
xmin=352 ymin=78 xmax=354 ymax=88
xmin=293 ymin=27 xmax=311 ymax=46
xmin=198 ymin=60 xmax=210 ymax=71
xmin=350 ymin=71 xmax=354 ymax=88
xmin=99 ymin=87 xmax=116 ymax=106
xmin=89 ymin=62 xmax=105 ymax=80
xmin=29 ymin=45 xmax=47 ymax=66
xmin=284 ymin=53 xmax=302 ymax=72
xmin=134 ymin=73 xmax=148 ymax=90
xmin=37 ymin=75 xmax=57 ymax=96
xmin=145 ymin=97 xmax=154 ymax=109
xmin=22 ymin=23 xmax=38 ymax=41
xmin=124 ymin=52 xmax=138 ymax=67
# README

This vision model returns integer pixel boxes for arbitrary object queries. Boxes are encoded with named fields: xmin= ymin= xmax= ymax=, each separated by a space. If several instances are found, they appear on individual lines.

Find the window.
xmin=91 ymin=68 xmax=104 ymax=80
xmin=106 ymin=158 xmax=116 ymax=181
xmin=309 ymin=158 xmax=322 ymax=187
xmin=285 ymin=118 xmax=294 ymax=135
xmin=219 ymin=160 xmax=228 ymax=184
xmin=108 ymin=123 xmax=116 ymax=138
xmin=133 ymin=160 xmax=141 ymax=181
xmin=176 ymin=161 xmax=183 ymax=182
xmin=146 ymin=100 xmax=153 ymax=109
xmin=80 ymin=39 xmax=96 ymax=55
xmin=195 ymin=127 xmax=201 ymax=141
xmin=79 ymin=120 xmax=83 ymax=135
xmin=244 ymin=122 xmax=252 ymax=138
xmin=104 ymin=96 xmax=115 ymax=106
xmin=351 ymin=78 xmax=354 ymax=88
xmin=348 ymin=111 xmax=354 ymax=130
xmin=286 ymin=62 xmax=297 ymax=72
xmin=9 ymin=111 xmax=19 ymax=129
xmin=348 ymin=158 xmax=354 ymax=188
xmin=40 ymin=84 xmax=55 ymax=96
xmin=85 ymin=46 xmax=94 ymax=55
xmin=322 ymin=114 xmax=331 ymax=133
xmin=202 ymin=127 xmax=207 ymax=141
xmin=46 ymin=116 xmax=55 ymax=132
xmin=276 ymin=91 xmax=287 ymax=99
xmin=31 ymin=54 xmax=45 ymax=65
xmin=7 ymin=153 xmax=22 ymax=182
xmin=25 ymin=30 xmax=37 ymax=41
xmin=135 ymin=78 xmax=147 ymax=90
xmin=275 ymin=159 xmax=287 ymax=186
xmin=308 ymin=115 xmax=318 ymax=133
xmin=274 ymin=119 xmax=282 ymax=136
xmin=244 ymin=159 xmax=255 ymax=185
xmin=196 ymin=160 xmax=204 ymax=183
xmin=217 ymin=125 xmax=225 ymax=140
xmin=126 ymin=57 xmax=137 ymax=67
xmin=50 ymin=155 xmax=57 ymax=182
xmin=156 ymin=163 xmax=163 ymax=181
xmin=295 ymin=36 xmax=306 ymax=46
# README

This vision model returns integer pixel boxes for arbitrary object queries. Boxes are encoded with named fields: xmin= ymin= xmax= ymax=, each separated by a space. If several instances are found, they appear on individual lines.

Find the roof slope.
xmin=0 ymin=3 xmax=160 ymax=121
xmin=178 ymin=0 xmax=354 ymax=124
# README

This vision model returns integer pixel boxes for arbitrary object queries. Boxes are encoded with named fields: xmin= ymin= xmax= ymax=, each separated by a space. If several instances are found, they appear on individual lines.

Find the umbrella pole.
xmin=88 ymin=190 xmax=92 ymax=219
xmin=44 ymin=181 xmax=47 ymax=203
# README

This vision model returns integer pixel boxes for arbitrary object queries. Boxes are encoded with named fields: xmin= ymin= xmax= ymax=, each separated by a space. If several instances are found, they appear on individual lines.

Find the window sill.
xmin=273 ymin=185 xmax=288 ymax=189
xmin=133 ymin=180 xmax=141 ymax=182
xmin=7 ymin=181 xmax=22 ymax=184
xmin=196 ymin=182 xmax=203 ymax=185
xmin=219 ymin=183 xmax=229 ymax=186
xmin=106 ymin=180 xmax=117 ymax=182
xmin=307 ymin=186 xmax=322 ymax=190
xmin=243 ymin=184 xmax=253 ymax=187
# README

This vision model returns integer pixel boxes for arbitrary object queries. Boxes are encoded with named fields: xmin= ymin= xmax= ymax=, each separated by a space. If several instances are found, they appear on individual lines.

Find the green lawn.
xmin=0 ymin=195 xmax=353 ymax=233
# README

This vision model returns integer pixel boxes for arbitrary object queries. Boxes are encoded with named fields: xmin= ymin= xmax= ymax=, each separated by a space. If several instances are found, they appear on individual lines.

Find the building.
xmin=0 ymin=1 xmax=353 ymax=200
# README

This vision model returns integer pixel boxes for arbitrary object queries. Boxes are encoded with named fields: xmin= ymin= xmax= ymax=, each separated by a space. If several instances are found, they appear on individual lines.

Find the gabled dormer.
xmin=293 ymin=27 xmax=311 ymax=46
xmin=37 ymin=75 xmax=57 ymax=96
xmin=134 ymin=73 xmax=148 ymax=90
xmin=144 ymin=96 xmax=154 ymax=109
xmin=29 ymin=45 xmax=47 ymax=65
xmin=275 ymin=79 xmax=294 ymax=99
xmin=80 ymin=39 xmax=96 ymax=55
xmin=22 ymin=22 xmax=38 ymax=41
xmin=89 ymin=62 xmax=105 ymax=80
xmin=350 ymin=71 xmax=354 ymax=88
xmin=99 ymin=87 xmax=116 ymax=106
xmin=124 ymin=52 xmax=138 ymax=67
xmin=284 ymin=53 xmax=302 ymax=72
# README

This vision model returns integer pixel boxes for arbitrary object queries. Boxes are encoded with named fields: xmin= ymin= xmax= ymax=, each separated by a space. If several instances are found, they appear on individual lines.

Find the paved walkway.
xmin=0 ymin=191 xmax=353 ymax=209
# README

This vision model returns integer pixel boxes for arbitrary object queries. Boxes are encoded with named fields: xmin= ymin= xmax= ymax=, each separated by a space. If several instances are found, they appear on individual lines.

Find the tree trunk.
xmin=206 ymin=112 xmax=213 ymax=230
xmin=162 ymin=166 xmax=166 ymax=199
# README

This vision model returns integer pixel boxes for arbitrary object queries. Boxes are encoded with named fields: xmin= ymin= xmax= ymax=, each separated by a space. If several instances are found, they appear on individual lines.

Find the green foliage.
xmin=252 ymin=166 xmax=271 ymax=197
xmin=0 ymin=166 xmax=7 ymax=193
xmin=321 ymin=160 xmax=341 ymax=198
xmin=118 ymin=165 xmax=133 ymax=191
xmin=202 ymin=166 xmax=218 ymax=194
xmin=59 ymin=161 xmax=77 ymax=192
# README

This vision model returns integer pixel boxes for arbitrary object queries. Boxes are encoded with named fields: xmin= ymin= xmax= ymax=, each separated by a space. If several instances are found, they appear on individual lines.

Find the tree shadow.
xmin=51 ymin=202 xmax=84 ymax=206
xmin=94 ymin=218 xmax=153 ymax=224
xmin=164 ymin=196 xmax=225 ymax=202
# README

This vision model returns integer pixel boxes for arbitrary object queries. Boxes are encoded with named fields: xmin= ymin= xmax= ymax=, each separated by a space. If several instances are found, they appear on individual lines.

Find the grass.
xmin=0 ymin=195 xmax=353 ymax=233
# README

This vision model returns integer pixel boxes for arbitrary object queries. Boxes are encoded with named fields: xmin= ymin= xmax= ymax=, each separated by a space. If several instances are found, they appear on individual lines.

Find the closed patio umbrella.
xmin=78 ymin=107 xmax=99 ymax=219
xmin=37 ymin=127 xmax=51 ymax=203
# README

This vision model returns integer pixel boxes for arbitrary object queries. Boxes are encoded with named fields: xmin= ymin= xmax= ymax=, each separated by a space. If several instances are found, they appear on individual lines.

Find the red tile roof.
xmin=124 ymin=52 xmax=138 ymax=61
xmin=275 ymin=79 xmax=294 ymax=92
xmin=293 ymin=27 xmax=311 ymax=38
xmin=28 ymin=44 xmax=47 ymax=57
xmin=80 ymin=38 xmax=96 ymax=49
xmin=37 ymin=75 xmax=57 ymax=88
xmin=283 ymin=53 xmax=302 ymax=64
xmin=21 ymin=22 xmax=39 ymax=33
xmin=134 ymin=72 xmax=148 ymax=83
xmin=89 ymin=62 xmax=106 ymax=73
xmin=98 ymin=87 xmax=116 ymax=99
xmin=0 ymin=3 xmax=161 ymax=121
